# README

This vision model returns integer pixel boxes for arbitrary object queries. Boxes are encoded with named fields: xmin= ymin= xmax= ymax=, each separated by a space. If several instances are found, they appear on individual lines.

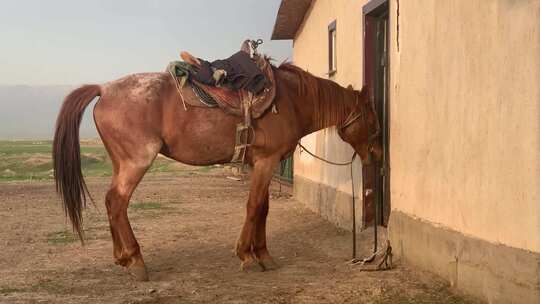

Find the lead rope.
xmin=297 ymin=140 xmax=392 ymax=270
xmin=297 ymin=142 xmax=356 ymax=166
xmin=297 ymin=142 xmax=359 ymax=258
xmin=169 ymin=70 xmax=188 ymax=111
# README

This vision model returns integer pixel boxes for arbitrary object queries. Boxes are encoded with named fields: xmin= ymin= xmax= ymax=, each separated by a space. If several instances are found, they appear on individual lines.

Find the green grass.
xmin=196 ymin=165 xmax=214 ymax=172
xmin=0 ymin=286 xmax=26 ymax=295
xmin=46 ymin=230 xmax=77 ymax=245
xmin=129 ymin=201 xmax=163 ymax=210
xmin=0 ymin=140 xmax=53 ymax=155
xmin=128 ymin=201 xmax=175 ymax=220
xmin=0 ymin=140 xmax=111 ymax=181
xmin=0 ymin=140 xmax=213 ymax=182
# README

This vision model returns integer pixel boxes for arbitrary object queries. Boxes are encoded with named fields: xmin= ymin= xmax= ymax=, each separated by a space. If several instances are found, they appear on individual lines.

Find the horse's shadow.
xmin=142 ymin=218 xmax=354 ymax=282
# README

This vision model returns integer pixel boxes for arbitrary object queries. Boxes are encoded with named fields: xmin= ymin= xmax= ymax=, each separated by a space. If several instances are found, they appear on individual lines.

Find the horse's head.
xmin=337 ymin=86 xmax=382 ymax=165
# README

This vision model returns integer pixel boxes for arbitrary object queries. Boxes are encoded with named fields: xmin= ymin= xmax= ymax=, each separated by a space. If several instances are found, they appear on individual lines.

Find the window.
xmin=328 ymin=20 xmax=337 ymax=76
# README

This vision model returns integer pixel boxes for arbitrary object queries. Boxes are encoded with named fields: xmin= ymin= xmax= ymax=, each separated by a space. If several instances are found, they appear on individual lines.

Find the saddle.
xmin=178 ymin=54 xmax=276 ymax=119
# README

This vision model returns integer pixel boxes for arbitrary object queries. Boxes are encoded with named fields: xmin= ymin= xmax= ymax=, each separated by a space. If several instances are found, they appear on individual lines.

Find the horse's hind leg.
xmin=105 ymin=166 xmax=149 ymax=280
xmin=102 ymin=141 xmax=161 ymax=281
xmin=253 ymin=191 xmax=279 ymax=270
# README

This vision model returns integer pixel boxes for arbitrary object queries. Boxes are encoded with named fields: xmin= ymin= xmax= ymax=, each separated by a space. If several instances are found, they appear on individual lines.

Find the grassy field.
xmin=0 ymin=140 xmax=212 ymax=182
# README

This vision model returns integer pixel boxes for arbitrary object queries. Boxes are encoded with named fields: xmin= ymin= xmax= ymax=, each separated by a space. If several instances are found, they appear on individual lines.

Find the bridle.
xmin=339 ymin=92 xmax=381 ymax=163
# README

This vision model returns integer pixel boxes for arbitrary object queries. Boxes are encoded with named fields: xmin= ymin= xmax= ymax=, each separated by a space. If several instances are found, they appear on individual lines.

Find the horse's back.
xmin=101 ymin=72 xmax=171 ymax=103
xmin=95 ymin=72 xmax=172 ymax=122
xmin=93 ymin=72 xmax=239 ymax=166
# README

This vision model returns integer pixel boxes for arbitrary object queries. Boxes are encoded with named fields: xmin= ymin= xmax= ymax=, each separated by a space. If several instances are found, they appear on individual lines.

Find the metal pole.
xmin=351 ymin=157 xmax=357 ymax=260
xmin=374 ymin=174 xmax=378 ymax=254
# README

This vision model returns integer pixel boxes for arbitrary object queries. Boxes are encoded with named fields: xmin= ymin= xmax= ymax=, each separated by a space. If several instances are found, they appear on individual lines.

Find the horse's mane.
xmin=277 ymin=62 xmax=356 ymax=129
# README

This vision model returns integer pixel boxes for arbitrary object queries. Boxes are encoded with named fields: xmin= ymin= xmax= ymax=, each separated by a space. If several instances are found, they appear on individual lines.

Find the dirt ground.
xmin=0 ymin=168 xmax=479 ymax=304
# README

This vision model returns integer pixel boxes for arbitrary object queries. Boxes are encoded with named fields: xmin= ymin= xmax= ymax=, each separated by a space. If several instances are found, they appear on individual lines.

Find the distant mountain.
xmin=0 ymin=85 xmax=98 ymax=140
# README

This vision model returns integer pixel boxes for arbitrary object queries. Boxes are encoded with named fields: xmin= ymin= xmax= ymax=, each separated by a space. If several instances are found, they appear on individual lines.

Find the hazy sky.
xmin=0 ymin=0 xmax=292 ymax=85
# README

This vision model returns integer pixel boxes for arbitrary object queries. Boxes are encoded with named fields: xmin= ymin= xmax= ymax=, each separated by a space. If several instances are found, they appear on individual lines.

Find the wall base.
xmin=389 ymin=211 xmax=540 ymax=304
xmin=294 ymin=175 xmax=362 ymax=232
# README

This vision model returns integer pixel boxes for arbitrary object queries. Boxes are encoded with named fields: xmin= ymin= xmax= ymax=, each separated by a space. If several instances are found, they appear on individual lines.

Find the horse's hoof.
xmin=129 ymin=264 xmax=149 ymax=281
xmin=240 ymin=259 xmax=264 ymax=272
xmin=259 ymin=258 xmax=280 ymax=271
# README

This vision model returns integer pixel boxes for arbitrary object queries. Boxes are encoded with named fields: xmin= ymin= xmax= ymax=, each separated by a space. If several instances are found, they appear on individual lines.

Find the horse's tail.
xmin=53 ymin=84 xmax=101 ymax=243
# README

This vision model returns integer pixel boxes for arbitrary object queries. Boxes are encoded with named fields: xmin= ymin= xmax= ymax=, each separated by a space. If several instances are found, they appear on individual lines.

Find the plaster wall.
xmin=291 ymin=0 xmax=540 ymax=252
xmin=388 ymin=0 xmax=540 ymax=252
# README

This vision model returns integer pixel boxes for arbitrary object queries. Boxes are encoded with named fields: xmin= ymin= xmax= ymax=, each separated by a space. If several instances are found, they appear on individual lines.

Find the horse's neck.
xmin=276 ymin=66 xmax=358 ymax=136
xmin=306 ymin=86 xmax=357 ymax=134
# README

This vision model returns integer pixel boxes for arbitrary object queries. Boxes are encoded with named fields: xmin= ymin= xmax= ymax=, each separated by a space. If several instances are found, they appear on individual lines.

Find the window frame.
xmin=328 ymin=20 xmax=337 ymax=76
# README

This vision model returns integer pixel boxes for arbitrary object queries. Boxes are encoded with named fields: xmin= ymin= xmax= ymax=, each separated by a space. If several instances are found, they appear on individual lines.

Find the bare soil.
xmin=0 ymin=168 xmax=479 ymax=304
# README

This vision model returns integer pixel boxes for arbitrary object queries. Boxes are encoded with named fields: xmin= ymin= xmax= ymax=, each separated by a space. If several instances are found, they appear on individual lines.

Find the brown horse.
xmin=53 ymin=62 xmax=381 ymax=281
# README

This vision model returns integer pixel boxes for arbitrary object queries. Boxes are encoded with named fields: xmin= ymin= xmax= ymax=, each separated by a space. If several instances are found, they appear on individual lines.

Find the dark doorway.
xmin=362 ymin=0 xmax=390 ymax=227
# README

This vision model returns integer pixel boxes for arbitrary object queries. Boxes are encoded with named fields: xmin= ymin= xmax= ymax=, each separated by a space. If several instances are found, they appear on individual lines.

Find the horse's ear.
xmin=347 ymin=84 xmax=354 ymax=90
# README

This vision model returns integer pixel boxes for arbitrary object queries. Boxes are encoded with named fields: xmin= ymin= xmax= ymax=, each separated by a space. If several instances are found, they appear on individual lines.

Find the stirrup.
xmin=231 ymin=123 xmax=251 ymax=164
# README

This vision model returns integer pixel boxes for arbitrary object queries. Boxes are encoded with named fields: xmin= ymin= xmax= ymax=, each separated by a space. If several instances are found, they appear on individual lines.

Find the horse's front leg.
xmin=235 ymin=157 xmax=277 ymax=271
